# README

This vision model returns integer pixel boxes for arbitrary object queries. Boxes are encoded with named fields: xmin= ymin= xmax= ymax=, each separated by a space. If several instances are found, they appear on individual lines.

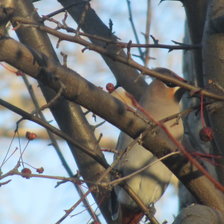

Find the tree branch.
xmin=57 ymin=0 xmax=148 ymax=101
xmin=1 ymin=37 xmax=224 ymax=212
xmin=8 ymin=0 xmax=111 ymax=222
xmin=202 ymin=0 xmax=224 ymax=185
xmin=10 ymin=19 xmax=224 ymax=101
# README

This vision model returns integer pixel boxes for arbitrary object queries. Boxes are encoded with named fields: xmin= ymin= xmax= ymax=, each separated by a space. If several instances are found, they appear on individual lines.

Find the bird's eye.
xmin=163 ymin=81 xmax=177 ymax=88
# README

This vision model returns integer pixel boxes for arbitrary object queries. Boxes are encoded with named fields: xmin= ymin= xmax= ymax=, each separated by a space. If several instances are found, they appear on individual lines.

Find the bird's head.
xmin=151 ymin=67 xmax=186 ymax=103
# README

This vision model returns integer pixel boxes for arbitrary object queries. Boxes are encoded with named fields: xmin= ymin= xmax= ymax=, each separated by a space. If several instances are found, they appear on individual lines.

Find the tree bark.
xmin=1 ymin=37 xmax=224 ymax=212
xmin=57 ymin=0 xmax=148 ymax=100
xmin=7 ymin=0 xmax=113 ymax=222
xmin=202 ymin=0 xmax=224 ymax=185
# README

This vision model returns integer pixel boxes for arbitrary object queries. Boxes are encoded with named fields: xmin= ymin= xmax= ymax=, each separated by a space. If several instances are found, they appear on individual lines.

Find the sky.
xmin=0 ymin=0 xmax=186 ymax=223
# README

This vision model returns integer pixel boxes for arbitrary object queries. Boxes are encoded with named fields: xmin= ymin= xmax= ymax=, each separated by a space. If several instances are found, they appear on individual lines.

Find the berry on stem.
xmin=25 ymin=131 xmax=37 ymax=140
xmin=199 ymin=127 xmax=214 ymax=142
xmin=21 ymin=168 xmax=32 ymax=179
xmin=36 ymin=167 xmax=44 ymax=174
xmin=106 ymin=83 xmax=115 ymax=93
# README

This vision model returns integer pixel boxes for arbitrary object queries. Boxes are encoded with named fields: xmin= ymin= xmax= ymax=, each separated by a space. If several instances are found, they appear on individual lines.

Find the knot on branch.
xmin=0 ymin=6 xmax=14 ymax=25
xmin=0 ymin=6 xmax=14 ymax=37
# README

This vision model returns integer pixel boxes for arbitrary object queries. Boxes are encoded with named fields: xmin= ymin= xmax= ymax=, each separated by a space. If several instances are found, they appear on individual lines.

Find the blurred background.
xmin=0 ymin=0 xmax=185 ymax=223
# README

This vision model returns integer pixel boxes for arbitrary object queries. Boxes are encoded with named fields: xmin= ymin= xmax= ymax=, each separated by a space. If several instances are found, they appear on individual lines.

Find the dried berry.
xmin=199 ymin=127 xmax=214 ymax=142
xmin=21 ymin=168 xmax=32 ymax=179
xmin=106 ymin=83 xmax=115 ymax=93
xmin=26 ymin=131 xmax=37 ymax=140
xmin=36 ymin=167 xmax=44 ymax=174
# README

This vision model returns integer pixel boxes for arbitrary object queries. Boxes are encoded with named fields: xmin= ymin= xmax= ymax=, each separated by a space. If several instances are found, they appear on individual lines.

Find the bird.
xmin=110 ymin=68 xmax=185 ymax=224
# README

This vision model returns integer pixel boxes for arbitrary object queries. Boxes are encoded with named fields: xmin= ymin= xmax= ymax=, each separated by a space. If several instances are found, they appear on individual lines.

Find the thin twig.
xmin=60 ymin=52 xmax=67 ymax=67
xmin=0 ymin=179 xmax=12 ymax=186
xmin=22 ymin=75 xmax=74 ymax=175
xmin=21 ymin=75 xmax=99 ymax=223
xmin=104 ymin=152 xmax=179 ymax=187
xmin=123 ymin=184 xmax=160 ymax=224
xmin=13 ymin=17 xmax=200 ymax=51
xmin=129 ymin=94 xmax=224 ymax=192
xmin=0 ymin=132 xmax=16 ymax=168
xmin=12 ymin=21 xmax=218 ymax=102
xmin=0 ymin=98 xmax=109 ymax=169
xmin=126 ymin=0 xmax=144 ymax=61
xmin=55 ymin=131 xmax=153 ymax=223
xmin=39 ymin=80 xmax=64 ymax=111
xmin=55 ymin=188 xmax=93 ymax=224
xmin=144 ymin=0 xmax=151 ymax=66
xmin=106 ymin=129 xmax=160 ymax=223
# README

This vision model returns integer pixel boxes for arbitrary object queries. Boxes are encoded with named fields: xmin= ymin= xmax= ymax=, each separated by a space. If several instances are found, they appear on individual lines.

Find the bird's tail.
xmin=120 ymin=205 xmax=144 ymax=224
xmin=110 ymin=189 xmax=144 ymax=224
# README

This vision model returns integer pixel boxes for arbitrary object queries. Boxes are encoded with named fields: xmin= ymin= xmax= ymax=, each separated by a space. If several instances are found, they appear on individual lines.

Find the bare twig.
xmin=60 ymin=52 xmax=68 ymax=67
xmin=127 ymin=40 xmax=132 ymax=60
xmin=128 ymin=94 xmax=224 ymax=192
xmin=104 ymin=152 xmax=179 ymax=187
xmin=21 ymin=75 xmax=99 ymax=223
xmin=96 ymin=133 xmax=103 ymax=144
xmin=208 ymin=79 xmax=224 ymax=93
xmin=32 ymin=25 xmax=214 ymax=99
xmin=150 ymin=34 xmax=159 ymax=44
xmin=104 ymin=128 xmax=161 ymax=223
xmin=126 ymin=0 xmax=144 ymax=61
xmin=0 ymin=179 xmax=12 ymax=186
xmin=39 ymin=80 xmax=65 ymax=111
xmin=22 ymin=75 xmax=74 ymax=176
xmin=0 ymin=132 xmax=16 ymax=168
xmin=92 ymin=121 xmax=106 ymax=130
xmin=0 ymin=98 xmax=109 ymax=169
xmin=62 ymin=11 xmax=68 ymax=27
xmin=55 ymin=188 xmax=93 ymax=224
xmin=143 ymin=0 xmax=151 ymax=66
xmin=122 ymin=184 xmax=160 ymax=224
xmin=0 ymin=147 xmax=18 ymax=169
xmin=1 ymin=36 xmax=224 ymax=211
xmin=1 ymin=161 xmax=99 ymax=224
xmin=14 ymin=17 xmax=200 ymax=51
xmin=10 ymin=21 xmax=213 ymax=102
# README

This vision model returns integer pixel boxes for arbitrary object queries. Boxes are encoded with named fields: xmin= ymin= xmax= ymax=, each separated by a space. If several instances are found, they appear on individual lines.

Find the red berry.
xmin=21 ymin=168 xmax=32 ymax=179
xmin=16 ymin=71 xmax=24 ymax=76
xmin=199 ymin=127 xmax=214 ymax=142
xmin=26 ymin=131 xmax=37 ymax=140
xmin=36 ymin=167 xmax=44 ymax=174
xmin=106 ymin=83 xmax=115 ymax=93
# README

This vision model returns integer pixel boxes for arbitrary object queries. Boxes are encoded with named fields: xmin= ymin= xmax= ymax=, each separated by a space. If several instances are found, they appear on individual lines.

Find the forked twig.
xmin=105 ymin=152 xmax=179 ymax=187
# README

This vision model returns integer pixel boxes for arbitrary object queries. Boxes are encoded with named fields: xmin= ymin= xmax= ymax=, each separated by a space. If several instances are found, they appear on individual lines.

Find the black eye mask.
xmin=163 ymin=81 xmax=178 ymax=88
xmin=153 ymin=67 xmax=187 ymax=88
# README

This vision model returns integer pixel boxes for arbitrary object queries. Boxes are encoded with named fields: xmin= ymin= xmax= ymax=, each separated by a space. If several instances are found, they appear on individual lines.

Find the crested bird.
xmin=111 ymin=68 xmax=185 ymax=224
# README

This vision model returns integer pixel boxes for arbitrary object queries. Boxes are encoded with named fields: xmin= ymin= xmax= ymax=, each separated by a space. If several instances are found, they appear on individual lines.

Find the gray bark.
xmin=173 ymin=204 xmax=224 ymax=224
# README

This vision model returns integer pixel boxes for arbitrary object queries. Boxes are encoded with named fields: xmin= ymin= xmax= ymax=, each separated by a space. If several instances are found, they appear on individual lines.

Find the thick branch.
xmin=10 ymin=19 xmax=224 ymax=101
xmin=182 ymin=0 xmax=208 ymax=86
xmin=181 ymin=0 xmax=210 ymax=210
xmin=57 ymin=0 xmax=147 ymax=100
xmin=202 ymin=0 xmax=224 ymax=185
xmin=0 ymin=98 xmax=108 ymax=169
xmin=1 ymin=37 xmax=224 ymax=211
xmin=9 ymin=0 xmax=111 ymax=222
